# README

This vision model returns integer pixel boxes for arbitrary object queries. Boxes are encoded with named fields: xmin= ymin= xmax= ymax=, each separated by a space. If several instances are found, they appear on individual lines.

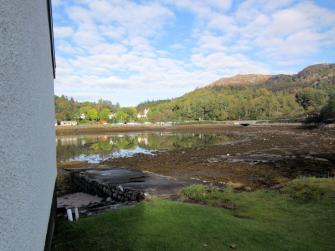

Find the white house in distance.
xmin=60 ymin=121 xmax=78 ymax=126
xmin=80 ymin=113 xmax=86 ymax=120
xmin=137 ymin=108 xmax=149 ymax=119
xmin=0 ymin=1 xmax=57 ymax=251
xmin=108 ymin=112 xmax=116 ymax=120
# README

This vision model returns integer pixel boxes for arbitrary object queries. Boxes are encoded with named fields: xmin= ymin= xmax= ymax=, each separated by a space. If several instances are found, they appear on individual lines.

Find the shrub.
xmin=282 ymin=177 xmax=335 ymax=202
xmin=320 ymin=93 xmax=335 ymax=122
xmin=180 ymin=184 xmax=207 ymax=201
xmin=180 ymin=184 xmax=234 ymax=207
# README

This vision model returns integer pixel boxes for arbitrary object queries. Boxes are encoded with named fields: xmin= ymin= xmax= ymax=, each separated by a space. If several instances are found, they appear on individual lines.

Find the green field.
xmin=52 ymin=178 xmax=335 ymax=251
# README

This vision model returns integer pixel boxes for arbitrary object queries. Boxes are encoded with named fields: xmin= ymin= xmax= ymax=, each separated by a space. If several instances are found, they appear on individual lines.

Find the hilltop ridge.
xmin=209 ymin=74 xmax=272 ymax=87
xmin=138 ymin=63 xmax=335 ymax=122
xmin=205 ymin=64 xmax=335 ymax=89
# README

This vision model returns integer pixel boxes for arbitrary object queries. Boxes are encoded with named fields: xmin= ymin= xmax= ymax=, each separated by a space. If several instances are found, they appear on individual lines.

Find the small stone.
xmin=203 ymin=243 xmax=208 ymax=247
xmin=106 ymin=197 xmax=111 ymax=202
xmin=230 ymin=244 xmax=237 ymax=249
xmin=245 ymin=186 xmax=252 ymax=192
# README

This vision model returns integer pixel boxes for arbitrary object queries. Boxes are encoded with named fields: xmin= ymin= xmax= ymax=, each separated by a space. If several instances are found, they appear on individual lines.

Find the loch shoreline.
xmin=57 ymin=124 xmax=335 ymax=191
xmin=55 ymin=122 xmax=334 ymax=136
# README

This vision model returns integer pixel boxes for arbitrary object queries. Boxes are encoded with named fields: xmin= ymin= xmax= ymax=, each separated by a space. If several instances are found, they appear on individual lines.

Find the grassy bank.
xmin=52 ymin=178 xmax=335 ymax=251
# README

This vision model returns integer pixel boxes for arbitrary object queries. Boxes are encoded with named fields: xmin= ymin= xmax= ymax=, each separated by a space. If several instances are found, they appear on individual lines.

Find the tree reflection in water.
xmin=56 ymin=132 xmax=236 ymax=163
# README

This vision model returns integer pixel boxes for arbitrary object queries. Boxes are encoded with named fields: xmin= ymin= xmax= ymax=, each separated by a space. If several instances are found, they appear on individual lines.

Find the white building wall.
xmin=0 ymin=1 xmax=57 ymax=250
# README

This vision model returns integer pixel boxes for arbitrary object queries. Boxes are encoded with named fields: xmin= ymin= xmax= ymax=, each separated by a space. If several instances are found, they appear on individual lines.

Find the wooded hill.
xmin=139 ymin=64 xmax=335 ymax=122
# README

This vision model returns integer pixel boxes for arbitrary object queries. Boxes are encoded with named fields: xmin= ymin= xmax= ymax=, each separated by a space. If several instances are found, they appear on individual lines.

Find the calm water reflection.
xmin=57 ymin=132 xmax=236 ymax=163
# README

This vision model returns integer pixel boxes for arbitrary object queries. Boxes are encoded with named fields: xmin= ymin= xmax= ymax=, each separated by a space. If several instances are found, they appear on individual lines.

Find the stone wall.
xmin=71 ymin=173 xmax=144 ymax=202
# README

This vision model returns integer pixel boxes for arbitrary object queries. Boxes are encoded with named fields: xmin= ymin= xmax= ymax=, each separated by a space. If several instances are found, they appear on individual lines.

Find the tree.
xmin=87 ymin=108 xmax=98 ymax=121
xmin=55 ymin=95 xmax=78 ymax=121
xmin=320 ymin=94 xmax=335 ymax=122
xmin=99 ymin=108 xmax=111 ymax=121
xmin=295 ymin=88 xmax=327 ymax=112
xmin=122 ymin=107 xmax=138 ymax=121
xmin=115 ymin=110 xmax=129 ymax=123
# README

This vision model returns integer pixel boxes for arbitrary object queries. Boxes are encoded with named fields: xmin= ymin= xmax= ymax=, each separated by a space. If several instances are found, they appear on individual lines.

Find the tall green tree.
xmin=320 ymin=94 xmax=335 ymax=122
xmin=87 ymin=108 xmax=98 ymax=121
xmin=115 ymin=110 xmax=129 ymax=123
xmin=295 ymin=88 xmax=328 ymax=112
xmin=99 ymin=108 xmax=111 ymax=121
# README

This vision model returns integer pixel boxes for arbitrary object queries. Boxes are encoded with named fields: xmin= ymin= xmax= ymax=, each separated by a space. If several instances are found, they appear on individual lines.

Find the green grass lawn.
xmin=52 ymin=178 xmax=335 ymax=251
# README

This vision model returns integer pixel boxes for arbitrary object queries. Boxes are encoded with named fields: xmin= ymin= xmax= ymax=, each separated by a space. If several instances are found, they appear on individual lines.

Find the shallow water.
xmin=56 ymin=132 xmax=236 ymax=163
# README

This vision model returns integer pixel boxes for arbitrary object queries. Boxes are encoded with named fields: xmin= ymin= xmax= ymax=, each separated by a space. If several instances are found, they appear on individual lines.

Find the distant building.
xmin=60 ymin=121 xmax=78 ymax=126
xmin=156 ymin=122 xmax=173 ymax=126
xmin=137 ymin=108 xmax=149 ymax=119
xmin=108 ymin=113 xmax=116 ymax=120
xmin=127 ymin=121 xmax=141 ymax=126
xmin=80 ymin=113 xmax=86 ymax=120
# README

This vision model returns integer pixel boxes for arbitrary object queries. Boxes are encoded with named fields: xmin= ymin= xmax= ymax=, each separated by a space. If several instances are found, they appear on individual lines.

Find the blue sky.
xmin=52 ymin=0 xmax=335 ymax=106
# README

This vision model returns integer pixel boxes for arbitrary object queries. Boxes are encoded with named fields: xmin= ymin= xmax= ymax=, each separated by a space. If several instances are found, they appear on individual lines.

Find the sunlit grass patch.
xmin=179 ymin=184 xmax=236 ymax=208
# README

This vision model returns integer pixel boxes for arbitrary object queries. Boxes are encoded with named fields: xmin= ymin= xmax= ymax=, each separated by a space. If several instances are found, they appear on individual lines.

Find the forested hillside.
xmin=55 ymin=97 xmax=122 ymax=122
xmin=55 ymin=64 xmax=335 ymax=123
xmin=140 ymin=64 xmax=335 ymax=122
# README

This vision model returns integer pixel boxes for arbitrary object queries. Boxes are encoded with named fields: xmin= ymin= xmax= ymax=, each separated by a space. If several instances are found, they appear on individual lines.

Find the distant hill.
xmin=204 ymin=64 xmax=335 ymax=91
xmin=209 ymin=74 xmax=272 ymax=87
xmin=139 ymin=64 xmax=335 ymax=122
xmin=262 ymin=64 xmax=335 ymax=92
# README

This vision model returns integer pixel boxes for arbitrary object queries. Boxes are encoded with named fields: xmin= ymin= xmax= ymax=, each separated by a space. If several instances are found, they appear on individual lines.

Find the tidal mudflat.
xmin=103 ymin=125 xmax=335 ymax=189
xmin=57 ymin=125 xmax=335 ymax=195
xmin=53 ymin=125 xmax=335 ymax=251
xmin=56 ymin=130 xmax=237 ymax=198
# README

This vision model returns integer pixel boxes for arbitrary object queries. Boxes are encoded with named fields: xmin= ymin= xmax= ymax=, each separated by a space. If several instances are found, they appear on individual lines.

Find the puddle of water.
xmin=110 ymin=147 xmax=155 ymax=159
xmin=68 ymin=147 xmax=155 ymax=163
xmin=57 ymin=132 xmax=236 ymax=163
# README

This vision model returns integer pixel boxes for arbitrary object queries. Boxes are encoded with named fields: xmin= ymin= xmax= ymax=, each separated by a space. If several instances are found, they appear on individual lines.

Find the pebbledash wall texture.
xmin=0 ymin=1 xmax=57 ymax=251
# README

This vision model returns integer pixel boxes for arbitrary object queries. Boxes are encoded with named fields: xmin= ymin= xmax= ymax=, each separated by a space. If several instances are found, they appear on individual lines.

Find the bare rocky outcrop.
xmin=209 ymin=74 xmax=272 ymax=87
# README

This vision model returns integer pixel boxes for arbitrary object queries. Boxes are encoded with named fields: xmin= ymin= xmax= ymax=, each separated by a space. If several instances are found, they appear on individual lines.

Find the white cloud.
xmin=52 ymin=0 xmax=335 ymax=105
xmin=192 ymin=52 xmax=268 ymax=75
xmin=54 ymin=27 xmax=74 ymax=38
xmin=164 ymin=0 xmax=232 ymax=16
xmin=200 ymin=1 xmax=335 ymax=63
xmin=98 ymin=25 xmax=125 ymax=40
xmin=87 ymin=0 xmax=174 ymax=38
